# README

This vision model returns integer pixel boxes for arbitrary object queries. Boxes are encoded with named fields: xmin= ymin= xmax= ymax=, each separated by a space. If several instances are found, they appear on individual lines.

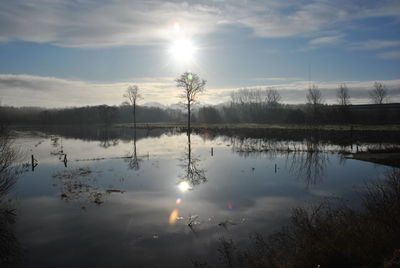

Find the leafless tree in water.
xmin=123 ymin=85 xmax=142 ymax=129
xmin=176 ymin=72 xmax=206 ymax=136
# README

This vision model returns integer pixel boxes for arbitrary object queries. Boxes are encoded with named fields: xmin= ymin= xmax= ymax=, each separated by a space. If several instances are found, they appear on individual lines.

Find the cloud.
xmin=1 ymin=74 xmax=399 ymax=108
xmin=377 ymin=50 xmax=400 ymax=59
xmin=0 ymin=1 xmax=399 ymax=47
xmin=0 ymin=1 xmax=219 ymax=47
xmin=200 ymin=78 xmax=400 ymax=105
xmin=350 ymin=40 xmax=400 ymax=50
xmin=309 ymin=35 xmax=344 ymax=46
xmin=0 ymin=74 xmax=177 ymax=108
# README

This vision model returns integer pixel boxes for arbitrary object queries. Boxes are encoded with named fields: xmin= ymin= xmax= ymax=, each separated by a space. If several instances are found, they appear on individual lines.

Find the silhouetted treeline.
xmin=193 ymin=103 xmax=400 ymax=125
xmin=0 ymin=105 xmax=185 ymax=125
xmin=1 ymin=102 xmax=400 ymax=125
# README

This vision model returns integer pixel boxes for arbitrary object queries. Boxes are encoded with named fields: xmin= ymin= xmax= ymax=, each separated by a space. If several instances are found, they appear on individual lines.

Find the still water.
xmin=8 ymin=128 xmax=389 ymax=267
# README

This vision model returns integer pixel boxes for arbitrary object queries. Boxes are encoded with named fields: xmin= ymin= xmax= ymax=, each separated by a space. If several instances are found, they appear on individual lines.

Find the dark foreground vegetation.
xmin=0 ymin=128 xmax=21 ymax=267
xmin=194 ymin=169 xmax=400 ymax=268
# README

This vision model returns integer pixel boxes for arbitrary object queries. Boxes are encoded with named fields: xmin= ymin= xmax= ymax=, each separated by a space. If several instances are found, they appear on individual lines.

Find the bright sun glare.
xmin=178 ymin=181 xmax=191 ymax=192
xmin=169 ymin=39 xmax=196 ymax=63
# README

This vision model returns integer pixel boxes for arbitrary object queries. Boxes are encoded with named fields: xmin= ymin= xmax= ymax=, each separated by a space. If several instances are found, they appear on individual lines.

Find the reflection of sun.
xmin=169 ymin=39 xmax=196 ymax=63
xmin=173 ymin=22 xmax=181 ymax=33
xmin=178 ymin=181 xmax=191 ymax=192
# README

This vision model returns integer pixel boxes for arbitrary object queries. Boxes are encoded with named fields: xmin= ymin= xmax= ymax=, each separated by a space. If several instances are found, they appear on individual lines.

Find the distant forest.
xmin=1 ymin=102 xmax=400 ymax=125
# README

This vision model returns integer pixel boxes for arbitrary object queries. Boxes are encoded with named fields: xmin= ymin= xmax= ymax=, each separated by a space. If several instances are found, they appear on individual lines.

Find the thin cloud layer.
xmin=1 ymin=0 xmax=399 ymax=47
xmin=0 ymin=74 xmax=177 ymax=107
xmin=1 ymin=74 xmax=399 ymax=108
xmin=349 ymin=40 xmax=400 ymax=51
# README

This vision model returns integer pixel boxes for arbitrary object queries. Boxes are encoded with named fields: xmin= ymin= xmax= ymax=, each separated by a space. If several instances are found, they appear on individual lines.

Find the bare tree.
xmin=337 ymin=84 xmax=351 ymax=106
xmin=266 ymin=88 xmax=282 ymax=107
xmin=230 ymin=88 xmax=263 ymax=105
xmin=176 ymin=72 xmax=206 ymax=136
xmin=369 ymin=82 xmax=388 ymax=104
xmin=306 ymin=85 xmax=323 ymax=106
xmin=306 ymin=85 xmax=324 ymax=123
xmin=123 ymin=85 xmax=142 ymax=129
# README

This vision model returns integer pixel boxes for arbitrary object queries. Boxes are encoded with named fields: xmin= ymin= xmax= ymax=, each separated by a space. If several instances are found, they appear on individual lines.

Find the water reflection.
xmin=229 ymin=136 xmax=329 ymax=185
xmin=125 ymin=129 xmax=141 ymax=170
xmin=286 ymin=144 xmax=329 ymax=186
xmin=99 ymin=127 xmax=119 ymax=148
xmin=178 ymin=133 xmax=207 ymax=190
xmin=14 ymin=125 xmax=169 ymax=144
xmin=9 ymin=129 xmax=392 ymax=267
xmin=0 ymin=129 xmax=22 ymax=265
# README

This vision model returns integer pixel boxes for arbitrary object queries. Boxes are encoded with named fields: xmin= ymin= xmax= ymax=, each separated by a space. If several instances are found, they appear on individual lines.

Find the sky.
xmin=0 ymin=0 xmax=400 ymax=108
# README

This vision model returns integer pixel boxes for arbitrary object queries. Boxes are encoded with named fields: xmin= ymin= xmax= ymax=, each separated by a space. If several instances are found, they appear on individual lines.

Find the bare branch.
xmin=306 ymin=85 xmax=323 ymax=106
xmin=123 ymin=85 xmax=142 ymax=106
xmin=265 ymin=88 xmax=282 ymax=106
xmin=337 ymin=83 xmax=351 ymax=106
xmin=176 ymin=72 xmax=206 ymax=105
xmin=369 ymin=82 xmax=388 ymax=104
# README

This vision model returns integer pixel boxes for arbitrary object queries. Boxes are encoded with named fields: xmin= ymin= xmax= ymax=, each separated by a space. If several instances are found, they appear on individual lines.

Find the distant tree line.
xmin=0 ymin=105 xmax=185 ymax=125
xmin=0 ymin=81 xmax=399 ymax=126
xmin=193 ymin=82 xmax=399 ymax=125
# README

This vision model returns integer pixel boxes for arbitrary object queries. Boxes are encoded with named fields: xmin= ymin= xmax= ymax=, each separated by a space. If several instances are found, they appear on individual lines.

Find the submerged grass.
xmin=197 ymin=169 xmax=400 ymax=268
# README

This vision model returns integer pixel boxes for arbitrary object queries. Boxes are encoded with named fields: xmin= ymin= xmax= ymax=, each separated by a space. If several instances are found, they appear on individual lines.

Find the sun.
xmin=169 ymin=39 xmax=196 ymax=63
xmin=178 ymin=181 xmax=191 ymax=192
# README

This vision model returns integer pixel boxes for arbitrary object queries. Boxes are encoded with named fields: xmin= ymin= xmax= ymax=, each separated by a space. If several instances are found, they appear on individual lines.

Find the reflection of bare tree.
xmin=230 ymin=136 xmax=299 ymax=159
xmin=0 ymin=129 xmax=22 ymax=265
xmin=286 ymin=140 xmax=329 ymax=186
xmin=0 ymin=132 xmax=18 ymax=194
xmin=98 ymin=128 xmax=119 ymax=148
xmin=179 ymin=134 xmax=207 ymax=189
xmin=228 ymin=136 xmax=329 ymax=186
xmin=126 ymin=129 xmax=141 ymax=170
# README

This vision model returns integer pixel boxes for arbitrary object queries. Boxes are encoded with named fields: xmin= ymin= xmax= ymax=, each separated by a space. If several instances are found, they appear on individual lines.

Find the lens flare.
xmin=169 ymin=209 xmax=179 ymax=224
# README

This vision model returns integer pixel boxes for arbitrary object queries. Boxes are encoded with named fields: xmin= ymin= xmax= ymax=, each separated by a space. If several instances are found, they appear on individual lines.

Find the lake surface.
xmin=6 ymin=127 xmax=392 ymax=267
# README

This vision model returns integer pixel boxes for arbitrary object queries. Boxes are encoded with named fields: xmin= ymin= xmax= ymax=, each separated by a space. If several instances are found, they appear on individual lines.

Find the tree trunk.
xmin=133 ymin=102 xmax=136 ymax=129
xmin=187 ymin=102 xmax=191 ymax=136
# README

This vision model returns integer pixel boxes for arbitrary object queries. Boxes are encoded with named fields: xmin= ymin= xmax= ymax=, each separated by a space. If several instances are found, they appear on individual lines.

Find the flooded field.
xmin=3 ymin=127 xmax=395 ymax=267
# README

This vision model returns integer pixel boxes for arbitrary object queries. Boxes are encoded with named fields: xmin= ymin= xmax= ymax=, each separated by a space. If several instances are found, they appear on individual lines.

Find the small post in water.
xmin=31 ymin=155 xmax=38 ymax=171
xmin=63 ymin=154 xmax=68 ymax=167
